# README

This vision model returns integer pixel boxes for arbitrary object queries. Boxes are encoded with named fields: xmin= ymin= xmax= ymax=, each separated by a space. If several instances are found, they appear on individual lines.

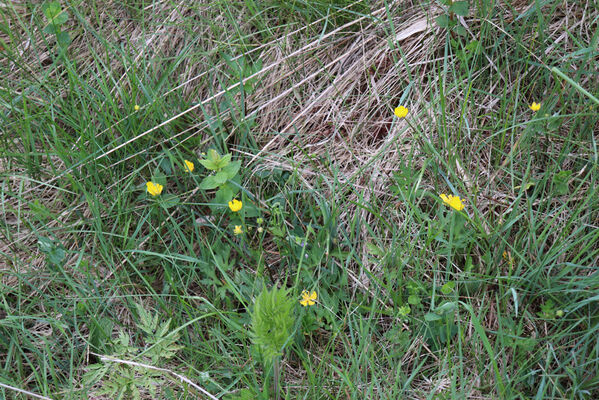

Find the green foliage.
xmin=37 ymin=236 xmax=66 ymax=267
xmin=552 ymin=170 xmax=572 ymax=195
xmin=83 ymin=304 xmax=182 ymax=399
xmin=435 ymin=0 xmax=470 ymax=36
xmin=198 ymin=149 xmax=241 ymax=209
xmin=250 ymin=286 xmax=296 ymax=368
xmin=42 ymin=1 xmax=71 ymax=47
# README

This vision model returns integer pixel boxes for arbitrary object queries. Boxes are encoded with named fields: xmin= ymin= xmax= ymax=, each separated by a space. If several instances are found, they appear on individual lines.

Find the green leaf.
xmin=217 ymin=153 xmax=232 ymax=169
xmin=161 ymin=194 xmax=180 ymax=209
xmin=38 ymin=236 xmax=66 ymax=266
xmin=199 ymin=175 xmax=221 ymax=190
xmin=222 ymin=160 xmax=241 ymax=180
xmin=454 ymin=25 xmax=468 ymax=36
xmin=42 ymin=2 xmax=69 ymax=25
xmin=43 ymin=24 xmax=60 ymax=34
xmin=441 ymin=281 xmax=455 ymax=295
xmin=56 ymin=31 xmax=71 ymax=47
xmin=436 ymin=14 xmax=450 ymax=28
xmin=213 ymin=170 xmax=229 ymax=185
xmin=435 ymin=301 xmax=457 ymax=314
xmin=207 ymin=149 xmax=221 ymax=163
xmin=199 ymin=159 xmax=218 ymax=170
xmin=425 ymin=312 xmax=442 ymax=322
xmin=552 ymin=170 xmax=572 ymax=195
xmin=407 ymin=295 xmax=421 ymax=305
xmin=449 ymin=1 xmax=470 ymax=16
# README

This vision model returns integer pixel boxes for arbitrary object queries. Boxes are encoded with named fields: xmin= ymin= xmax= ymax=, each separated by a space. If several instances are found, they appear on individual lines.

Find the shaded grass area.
xmin=1 ymin=0 xmax=598 ymax=399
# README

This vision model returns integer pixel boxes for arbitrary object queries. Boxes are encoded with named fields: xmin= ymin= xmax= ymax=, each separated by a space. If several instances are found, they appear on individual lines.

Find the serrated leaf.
xmin=407 ymin=294 xmax=421 ymax=305
xmin=435 ymin=14 xmax=450 ymax=28
xmin=449 ymin=1 xmax=470 ymax=16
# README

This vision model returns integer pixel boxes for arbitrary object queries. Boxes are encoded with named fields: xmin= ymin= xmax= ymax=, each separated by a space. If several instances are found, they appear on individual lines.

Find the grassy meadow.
xmin=1 ymin=0 xmax=598 ymax=399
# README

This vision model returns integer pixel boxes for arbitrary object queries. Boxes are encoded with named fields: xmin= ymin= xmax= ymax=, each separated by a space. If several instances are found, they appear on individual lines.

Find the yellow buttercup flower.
xmin=300 ymin=290 xmax=317 ymax=307
xmin=134 ymin=104 xmax=140 ymax=111
xmin=228 ymin=199 xmax=242 ymax=212
xmin=394 ymin=105 xmax=409 ymax=118
xmin=529 ymin=102 xmax=541 ymax=112
xmin=440 ymin=193 xmax=465 ymax=211
xmin=234 ymin=225 xmax=243 ymax=235
xmin=146 ymin=181 xmax=163 ymax=197
xmin=184 ymin=159 xmax=194 ymax=173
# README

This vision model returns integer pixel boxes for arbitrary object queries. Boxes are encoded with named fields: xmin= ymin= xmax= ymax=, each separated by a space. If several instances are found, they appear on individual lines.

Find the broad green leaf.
xmin=213 ymin=170 xmax=229 ymax=185
xmin=435 ymin=14 xmax=450 ymax=28
xmin=454 ymin=25 xmax=468 ymax=36
xmin=449 ymin=1 xmax=470 ymax=16
xmin=42 ymin=2 xmax=69 ymax=25
xmin=435 ymin=301 xmax=457 ymax=314
xmin=56 ymin=31 xmax=71 ymax=47
xmin=199 ymin=175 xmax=221 ymax=190
xmin=424 ymin=312 xmax=442 ymax=322
xmin=217 ymin=153 xmax=232 ymax=169
xmin=222 ymin=160 xmax=241 ymax=180
xmin=199 ymin=159 xmax=218 ymax=170
xmin=441 ymin=281 xmax=455 ymax=294
xmin=43 ymin=24 xmax=60 ymax=34
xmin=408 ymin=295 xmax=421 ymax=305
xmin=207 ymin=149 xmax=221 ymax=163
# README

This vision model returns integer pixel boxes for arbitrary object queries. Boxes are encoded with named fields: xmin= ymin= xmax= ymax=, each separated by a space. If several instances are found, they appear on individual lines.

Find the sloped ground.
xmin=1 ymin=0 xmax=598 ymax=399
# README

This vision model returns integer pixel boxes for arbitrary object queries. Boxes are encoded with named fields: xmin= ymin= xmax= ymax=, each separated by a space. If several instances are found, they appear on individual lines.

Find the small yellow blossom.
xmin=184 ymin=160 xmax=194 ymax=173
xmin=257 ymin=226 xmax=264 ymax=233
xmin=234 ymin=225 xmax=243 ymax=235
xmin=394 ymin=105 xmax=409 ymax=118
xmin=134 ymin=104 xmax=140 ymax=111
xmin=529 ymin=102 xmax=541 ymax=112
xmin=146 ymin=181 xmax=163 ymax=197
xmin=228 ymin=199 xmax=242 ymax=212
xmin=440 ymin=193 xmax=465 ymax=211
xmin=300 ymin=290 xmax=317 ymax=307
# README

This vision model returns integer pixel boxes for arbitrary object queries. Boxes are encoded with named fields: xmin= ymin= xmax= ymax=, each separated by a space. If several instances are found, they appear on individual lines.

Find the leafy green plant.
xmin=83 ymin=303 xmax=182 ymax=399
xmin=42 ymin=1 xmax=71 ymax=48
xmin=199 ymin=149 xmax=241 ymax=209
xmin=552 ymin=170 xmax=572 ymax=195
xmin=435 ymin=0 xmax=470 ymax=37
xmin=250 ymin=285 xmax=296 ymax=399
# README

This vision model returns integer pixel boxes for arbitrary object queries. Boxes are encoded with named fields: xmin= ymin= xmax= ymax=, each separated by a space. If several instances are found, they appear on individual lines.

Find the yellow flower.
xmin=146 ymin=181 xmax=163 ymax=196
xmin=234 ymin=225 xmax=243 ymax=235
xmin=300 ymin=290 xmax=317 ymax=307
xmin=228 ymin=199 xmax=242 ymax=212
xmin=440 ymin=193 xmax=465 ymax=211
xmin=529 ymin=102 xmax=541 ymax=112
xmin=134 ymin=104 xmax=140 ymax=111
xmin=394 ymin=105 xmax=409 ymax=118
xmin=184 ymin=159 xmax=194 ymax=172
